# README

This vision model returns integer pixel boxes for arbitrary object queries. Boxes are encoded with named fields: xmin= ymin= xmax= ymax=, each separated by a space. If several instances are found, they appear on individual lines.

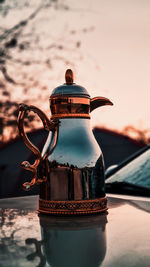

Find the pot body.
xmin=38 ymin=118 xmax=107 ymax=214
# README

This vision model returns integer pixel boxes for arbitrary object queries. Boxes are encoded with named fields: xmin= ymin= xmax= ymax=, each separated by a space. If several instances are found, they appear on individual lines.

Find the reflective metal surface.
xmin=50 ymin=96 xmax=113 ymax=119
xmin=17 ymin=103 xmax=58 ymax=190
xmin=40 ymin=213 xmax=107 ymax=266
xmin=65 ymin=68 xmax=74 ymax=85
xmin=38 ymin=198 xmax=107 ymax=215
xmin=42 ymin=119 xmax=102 ymax=169
xmin=17 ymin=69 xmax=113 ymax=214
xmin=51 ymin=83 xmax=90 ymax=97
xmin=106 ymin=147 xmax=150 ymax=188
xmin=39 ymin=118 xmax=106 ymax=214
xmin=1 ymin=194 xmax=150 ymax=267
xmin=50 ymin=96 xmax=90 ymax=119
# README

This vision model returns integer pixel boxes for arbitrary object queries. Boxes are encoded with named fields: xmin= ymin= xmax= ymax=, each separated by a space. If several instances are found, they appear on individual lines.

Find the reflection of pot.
xmin=39 ymin=213 xmax=107 ymax=267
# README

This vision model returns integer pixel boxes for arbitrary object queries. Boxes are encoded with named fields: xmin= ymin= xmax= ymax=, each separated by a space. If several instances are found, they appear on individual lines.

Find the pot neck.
xmin=55 ymin=117 xmax=91 ymax=128
xmin=50 ymin=96 xmax=90 ymax=119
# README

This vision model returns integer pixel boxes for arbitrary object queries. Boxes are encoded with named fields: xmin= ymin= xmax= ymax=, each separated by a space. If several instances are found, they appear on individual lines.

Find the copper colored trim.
xmin=90 ymin=97 xmax=113 ymax=112
xmin=65 ymin=69 xmax=74 ymax=85
xmin=51 ymin=113 xmax=90 ymax=119
xmin=17 ymin=103 xmax=58 ymax=191
xmin=50 ymin=97 xmax=90 ymax=104
xmin=38 ymin=197 xmax=107 ymax=215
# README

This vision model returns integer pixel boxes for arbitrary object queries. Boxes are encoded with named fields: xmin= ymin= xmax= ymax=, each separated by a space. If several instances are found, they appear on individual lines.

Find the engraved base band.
xmin=38 ymin=197 xmax=107 ymax=215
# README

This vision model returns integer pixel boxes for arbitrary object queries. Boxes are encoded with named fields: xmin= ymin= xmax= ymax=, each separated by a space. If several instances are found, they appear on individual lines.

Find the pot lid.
xmin=50 ymin=69 xmax=90 ymax=98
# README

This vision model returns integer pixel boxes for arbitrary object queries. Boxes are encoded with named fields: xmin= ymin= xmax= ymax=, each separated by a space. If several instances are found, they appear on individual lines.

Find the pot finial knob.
xmin=65 ymin=69 xmax=74 ymax=85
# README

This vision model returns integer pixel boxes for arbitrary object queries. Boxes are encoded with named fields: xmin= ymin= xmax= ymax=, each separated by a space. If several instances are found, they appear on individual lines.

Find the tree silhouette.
xmin=0 ymin=0 xmax=93 ymax=144
xmin=123 ymin=125 xmax=150 ymax=145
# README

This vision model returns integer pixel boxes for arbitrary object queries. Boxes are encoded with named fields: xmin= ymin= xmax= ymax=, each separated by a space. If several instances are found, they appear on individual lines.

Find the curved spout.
xmin=90 ymin=97 xmax=113 ymax=112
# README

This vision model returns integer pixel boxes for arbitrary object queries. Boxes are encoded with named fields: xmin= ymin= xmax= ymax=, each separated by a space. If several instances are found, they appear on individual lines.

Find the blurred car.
xmin=105 ymin=145 xmax=150 ymax=197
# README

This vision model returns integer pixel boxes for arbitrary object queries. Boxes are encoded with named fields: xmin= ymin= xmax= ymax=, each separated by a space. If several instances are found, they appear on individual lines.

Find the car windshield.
xmin=106 ymin=148 xmax=150 ymax=189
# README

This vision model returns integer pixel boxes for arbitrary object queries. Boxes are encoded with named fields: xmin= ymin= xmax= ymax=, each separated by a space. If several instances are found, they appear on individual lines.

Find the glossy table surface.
xmin=0 ymin=194 xmax=150 ymax=267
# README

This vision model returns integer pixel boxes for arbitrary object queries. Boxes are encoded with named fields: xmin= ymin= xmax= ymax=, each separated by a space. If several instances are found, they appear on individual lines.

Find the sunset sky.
xmin=62 ymin=0 xmax=150 ymax=131
xmin=1 ymin=0 xmax=150 ymax=135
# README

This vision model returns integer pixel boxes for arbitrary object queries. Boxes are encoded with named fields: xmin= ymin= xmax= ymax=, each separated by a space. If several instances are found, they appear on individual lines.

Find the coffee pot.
xmin=18 ymin=69 xmax=113 ymax=215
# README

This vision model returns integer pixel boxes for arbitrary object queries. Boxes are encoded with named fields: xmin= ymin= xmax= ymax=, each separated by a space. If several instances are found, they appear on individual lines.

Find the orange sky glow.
xmin=1 ymin=0 xmax=150 ymax=139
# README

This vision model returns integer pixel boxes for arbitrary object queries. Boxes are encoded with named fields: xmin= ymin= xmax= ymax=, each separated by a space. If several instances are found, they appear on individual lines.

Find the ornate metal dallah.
xmin=18 ymin=69 xmax=113 ymax=215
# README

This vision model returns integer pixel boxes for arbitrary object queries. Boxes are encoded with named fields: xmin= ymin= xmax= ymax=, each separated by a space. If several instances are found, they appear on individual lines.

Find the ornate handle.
xmin=18 ymin=103 xmax=58 ymax=191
